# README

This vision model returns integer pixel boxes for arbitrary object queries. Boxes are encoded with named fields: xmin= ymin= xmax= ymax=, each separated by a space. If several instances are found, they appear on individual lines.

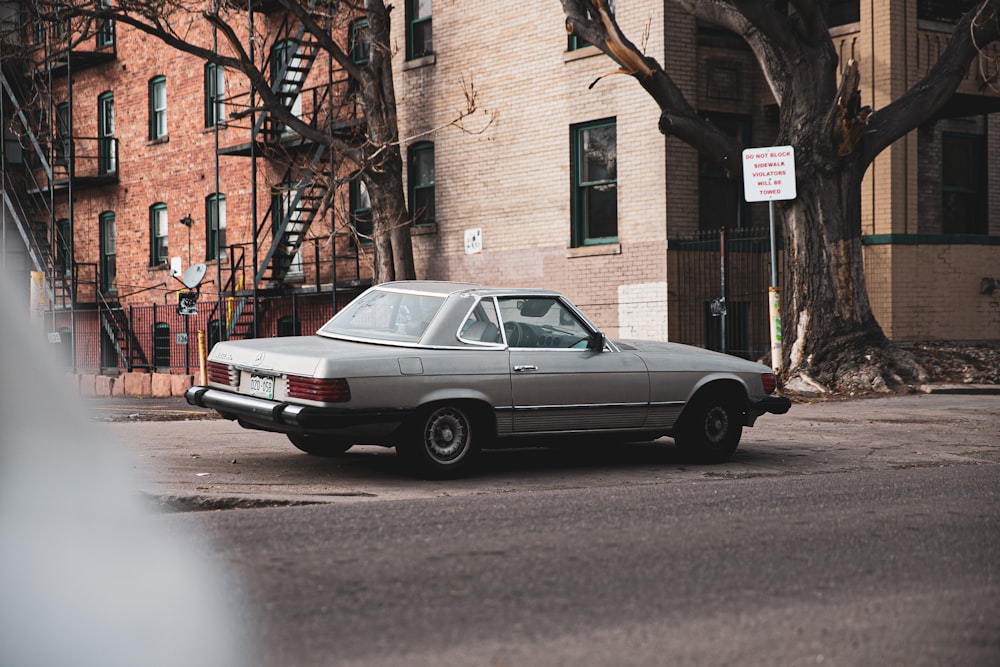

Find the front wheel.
xmin=397 ymin=404 xmax=482 ymax=478
xmin=674 ymin=395 xmax=743 ymax=463
xmin=287 ymin=434 xmax=353 ymax=457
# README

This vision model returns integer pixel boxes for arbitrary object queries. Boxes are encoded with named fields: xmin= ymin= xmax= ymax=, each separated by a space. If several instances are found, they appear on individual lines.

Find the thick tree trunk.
xmin=780 ymin=162 xmax=927 ymax=394
xmin=361 ymin=0 xmax=416 ymax=283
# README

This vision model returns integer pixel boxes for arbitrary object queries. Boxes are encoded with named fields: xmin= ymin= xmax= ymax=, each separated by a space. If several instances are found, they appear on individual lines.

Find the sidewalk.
xmin=85 ymin=383 xmax=1000 ymax=423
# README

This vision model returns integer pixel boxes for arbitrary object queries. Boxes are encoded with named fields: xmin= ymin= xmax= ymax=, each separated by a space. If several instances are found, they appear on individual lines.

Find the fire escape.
xmin=213 ymin=1 xmax=369 ymax=340
xmin=1 ymin=9 xmax=150 ymax=371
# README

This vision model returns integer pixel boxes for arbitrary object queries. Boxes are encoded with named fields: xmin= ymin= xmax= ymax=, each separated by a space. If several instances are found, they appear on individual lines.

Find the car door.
xmin=498 ymin=296 xmax=649 ymax=433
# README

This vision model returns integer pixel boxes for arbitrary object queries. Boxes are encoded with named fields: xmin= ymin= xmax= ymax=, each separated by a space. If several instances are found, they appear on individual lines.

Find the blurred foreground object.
xmin=0 ymin=282 xmax=248 ymax=667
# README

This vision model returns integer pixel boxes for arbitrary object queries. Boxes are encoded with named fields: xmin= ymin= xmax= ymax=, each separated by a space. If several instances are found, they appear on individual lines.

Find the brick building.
xmin=1 ymin=0 xmax=998 ymax=382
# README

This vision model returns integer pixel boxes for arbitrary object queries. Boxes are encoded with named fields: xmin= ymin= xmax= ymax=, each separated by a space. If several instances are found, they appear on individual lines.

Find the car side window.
xmin=498 ymin=297 xmax=592 ymax=348
xmin=459 ymin=298 xmax=502 ymax=344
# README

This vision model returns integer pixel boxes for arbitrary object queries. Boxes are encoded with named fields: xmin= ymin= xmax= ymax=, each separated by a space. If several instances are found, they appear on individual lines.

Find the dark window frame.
xmin=100 ymin=210 xmax=116 ymax=293
xmin=206 ymin=193 xmax=226 ymax=260
xmin=97 ymin=91 xmax=115 ymax=175
xmin=570 ymin=118 xmax=618 ymax=247
xmin=148 ymin=75 xmax=167 ymax=140
xmin=406 ymin=0 xmax=432 ymax=60
xmin=204 ymin=62 xmax=225 ymax=127
xmin=150 ymin=202 xmax=168 ymax=266
xmin=350 ymin=177 xmax=373 ymax=246
xmin=350 ymin=17 xmax=370 ymax=64
xmin=408 ymin=141 xmax=435 ymax=227
xmin=152 ymin=321 xmax=171 ymax=370
xmin=941 ymin=131 xmax=987 ymax=235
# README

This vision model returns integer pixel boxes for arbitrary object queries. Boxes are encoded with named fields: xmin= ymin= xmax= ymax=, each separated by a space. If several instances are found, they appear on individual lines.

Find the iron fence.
xmin=669 ymin=226 xmax=785 ymax=362
xmin=52 ymin=291 xmax=350 ymax=376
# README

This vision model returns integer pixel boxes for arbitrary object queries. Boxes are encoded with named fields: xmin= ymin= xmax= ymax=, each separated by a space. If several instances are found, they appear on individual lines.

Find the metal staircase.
xmin=3 ymin=60 xmax=137 ymax=370
xmin=98 ymin=292 xmax=151 ymax=371
xmin=242 ymin=0 xmax=334 ymax=287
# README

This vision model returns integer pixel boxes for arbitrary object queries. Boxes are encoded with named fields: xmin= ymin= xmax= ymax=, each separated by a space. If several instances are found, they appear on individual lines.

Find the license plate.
xmin=248 ymin=373 xmax=275 ymax=399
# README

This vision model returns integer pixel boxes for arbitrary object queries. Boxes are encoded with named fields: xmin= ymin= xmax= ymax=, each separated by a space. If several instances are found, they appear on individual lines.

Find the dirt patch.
xmin=899 ymin=341 xmax=1000 ymax=385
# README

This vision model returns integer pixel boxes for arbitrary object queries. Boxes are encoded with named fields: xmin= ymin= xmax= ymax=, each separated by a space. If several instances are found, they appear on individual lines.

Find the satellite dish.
xmin=180 ymin=263 xmax=207 ymax=289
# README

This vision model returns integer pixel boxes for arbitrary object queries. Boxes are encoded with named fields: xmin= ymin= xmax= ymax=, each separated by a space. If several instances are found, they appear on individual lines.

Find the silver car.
xmin=186 ymin=281 xmax=790 ymax=477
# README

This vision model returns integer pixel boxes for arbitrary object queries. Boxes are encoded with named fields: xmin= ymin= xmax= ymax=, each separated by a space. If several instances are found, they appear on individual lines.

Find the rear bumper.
xmin=750 ymin=394 xmax=792 ymax=415
xmin=185 ymin=386 xmax=412 ymax=438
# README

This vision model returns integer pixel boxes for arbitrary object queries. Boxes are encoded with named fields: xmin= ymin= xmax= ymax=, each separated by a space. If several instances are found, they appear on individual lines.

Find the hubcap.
xmin=425 ymin=409 xmax=468 ymax=463
xmin=704 ymin=406 xmax=729 ymax=443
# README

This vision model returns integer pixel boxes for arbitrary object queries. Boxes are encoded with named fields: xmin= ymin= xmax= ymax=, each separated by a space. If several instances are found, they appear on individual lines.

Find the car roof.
xmin=376 ymin=280 xmax=562 ymax=299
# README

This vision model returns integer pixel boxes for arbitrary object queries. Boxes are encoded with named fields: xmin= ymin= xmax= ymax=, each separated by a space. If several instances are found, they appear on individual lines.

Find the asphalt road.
xmin=9 ymin=392 xmax=998 ymax=666
xmin=167 ymin=463 xmax=999 ymax=667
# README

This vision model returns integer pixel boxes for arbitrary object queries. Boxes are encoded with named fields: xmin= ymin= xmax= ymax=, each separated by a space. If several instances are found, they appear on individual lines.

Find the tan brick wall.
xmin=865 ymin=243 xmax=1000 ymax=340
xmin=392 ymin=1 xmax=669 ymax=338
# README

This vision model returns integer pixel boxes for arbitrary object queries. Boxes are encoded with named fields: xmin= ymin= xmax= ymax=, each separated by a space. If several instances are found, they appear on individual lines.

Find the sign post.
xmin=742 ymin=146 xmax=796 ymax=371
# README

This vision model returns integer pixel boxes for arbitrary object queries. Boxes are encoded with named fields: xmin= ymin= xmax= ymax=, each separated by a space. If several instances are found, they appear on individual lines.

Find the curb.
xmin=919 ymin=384 xmax=1000 ymax=395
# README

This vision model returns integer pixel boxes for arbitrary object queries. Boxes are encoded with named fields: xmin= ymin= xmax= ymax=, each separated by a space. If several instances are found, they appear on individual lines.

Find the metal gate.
xmin=669 ymin=226 xmax=784 ymax=362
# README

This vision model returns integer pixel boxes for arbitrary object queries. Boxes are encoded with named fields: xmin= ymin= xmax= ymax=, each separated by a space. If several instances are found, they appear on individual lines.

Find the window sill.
xmin=566 ymin=243 xmax=621 ymax=258
xmin=413 ymin=223 xmax=437 ymax=236
xmin=149 ymin=262 xmax=169 ymax=271
xmin=403 ymin=54 xmax=436 ymax=71
xmin=147 ymin=136 xmax=169 ymax=146
xmin=563 ymin=45 xmax=601 ymax=63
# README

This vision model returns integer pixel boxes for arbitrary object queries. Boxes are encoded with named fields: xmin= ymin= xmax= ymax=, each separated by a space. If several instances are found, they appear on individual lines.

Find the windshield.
xmin=318 ymin=288 xmax=445 ymax=343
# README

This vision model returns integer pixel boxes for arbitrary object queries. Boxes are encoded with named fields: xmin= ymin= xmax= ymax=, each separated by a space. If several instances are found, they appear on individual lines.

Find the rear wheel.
xmin=674 ymin=394 xmax=743 ymax=463
xmin=397 ymin=404 xmax=482 ymax=478
xmin=287 ymin=434 xmax=353 ymax=457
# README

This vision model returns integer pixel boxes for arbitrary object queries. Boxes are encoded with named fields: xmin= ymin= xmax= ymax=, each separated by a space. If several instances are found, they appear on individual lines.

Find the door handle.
xmin=513 ymin=365 xmax=538 ymax=372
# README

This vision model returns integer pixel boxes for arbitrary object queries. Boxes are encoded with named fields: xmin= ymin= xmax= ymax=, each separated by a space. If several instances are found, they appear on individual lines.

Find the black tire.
xmin=397 ymin=404 xmax=482 ymax=478
xmin=287 ymin=434 xmax=353 ymax=457
xmin=674 ymin=394 xmax=743 ymax=463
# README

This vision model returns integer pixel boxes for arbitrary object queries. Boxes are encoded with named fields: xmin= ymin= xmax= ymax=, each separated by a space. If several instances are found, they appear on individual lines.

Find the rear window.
xmin=318 ymin=288 xmax=445 ymax=343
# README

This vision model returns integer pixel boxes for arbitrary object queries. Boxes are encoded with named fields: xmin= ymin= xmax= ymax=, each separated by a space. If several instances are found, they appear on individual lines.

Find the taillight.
xmin=761 ymin=373 xmax=778 ymax=394
xmin=286 ymin=375 xmax=351 ymax=402
xmin=207 ymin=361 xmax=238 ymax=387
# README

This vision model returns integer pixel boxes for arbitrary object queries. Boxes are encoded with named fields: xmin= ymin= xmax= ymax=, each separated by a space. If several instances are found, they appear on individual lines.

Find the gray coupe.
xmin=186 ymin=281 xmax=790 ymax=477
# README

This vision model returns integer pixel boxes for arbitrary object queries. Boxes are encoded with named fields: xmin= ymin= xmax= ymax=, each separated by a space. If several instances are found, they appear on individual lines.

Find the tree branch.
xmin=861 ymin=0 xmax=1000 ymax=165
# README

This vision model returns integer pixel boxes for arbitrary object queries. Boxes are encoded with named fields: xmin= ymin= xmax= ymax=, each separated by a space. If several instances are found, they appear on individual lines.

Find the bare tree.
xmin=560 ymin=0 xmax=1000 ymax=393
xmin=21 ymin=0 xmax=484 ymax=283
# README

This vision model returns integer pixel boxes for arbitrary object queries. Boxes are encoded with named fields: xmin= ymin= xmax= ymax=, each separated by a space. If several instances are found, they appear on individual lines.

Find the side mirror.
xmin=587 ymin=332 xmax=606 ymax=351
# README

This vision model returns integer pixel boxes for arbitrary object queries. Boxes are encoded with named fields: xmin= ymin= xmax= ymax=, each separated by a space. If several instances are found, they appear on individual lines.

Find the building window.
xmin=98 ymin=91 xmax=115 ymax=175
xmin=206 ymin=193 xmax=227 ymax=260
xmin=277 ymin=316 xmax=302 ymax=337
xmin=150 ymin=203 xmax=168 ymax=266
xmin=350 ymin=17 xmax=370 ymax=64
xmin=941 ymin=132 xmax=987 ymax=234
xmin=567 ymin=1 xmax=614 ymax=50
xmin=96 ymin=0 xmax=115 ymax=47
xmin=55 ymin=218 xmax=72 ymax=276
xmin=204 ymin=63 xmax=225 ymax=127
xmin=571 ymin=118 xmax=617 ymax=246
xmin=699 ymin=112 xmax=750 ymax=230
xmin=272 ymin=40 xmax=304 ymax=129
xmin=152 ymin=322 xmax=171 ymax=370
xmin=828 ymin=0 xmax=860 ymax=26
xmin=409 ymin=142 xmax=435 ymax=226
xmin=918 ymin=0 xmax=978 ymax=23
xmin=100 ymin=211 xmax=116 ymax=292
xmin=406 ymin=0 xmax=432 ymax=59
xmin=350 ymin=177 xmax=373 ymax=245
xmin=271 ymin=183 xmax=304 ymax=276
xmin=149 ymin=76 xmax=167 ymax=140
xmin=55 ymin=102 xmax=70 ymax=165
